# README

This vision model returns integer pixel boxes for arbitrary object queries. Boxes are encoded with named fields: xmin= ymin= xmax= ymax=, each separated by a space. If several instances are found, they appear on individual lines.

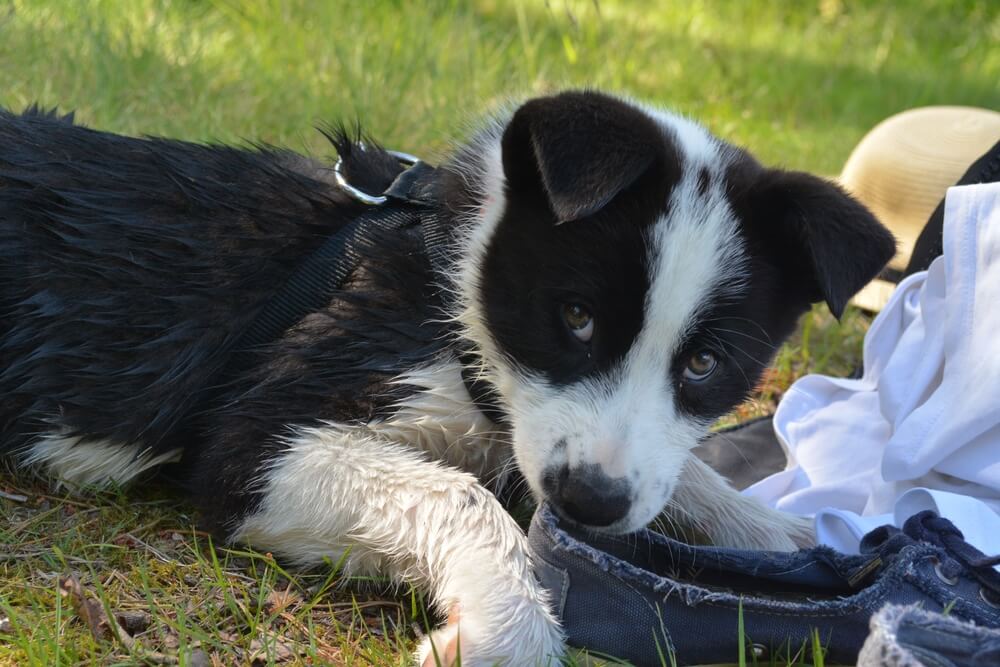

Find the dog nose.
xmin=543 ymin=464 xmax=632 ymax=527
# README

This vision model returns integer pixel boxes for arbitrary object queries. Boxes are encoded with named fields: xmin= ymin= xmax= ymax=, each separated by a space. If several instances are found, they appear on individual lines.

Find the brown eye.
xmin=683 ymin=350 xmax=718 ymax=381
xmin=561 ymin=303 xmax=594 ymax=343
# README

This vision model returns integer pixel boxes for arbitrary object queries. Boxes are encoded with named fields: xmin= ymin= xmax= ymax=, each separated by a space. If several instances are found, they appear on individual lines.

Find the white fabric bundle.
xmin=746 ymin=182 xmax=1000 ymax=556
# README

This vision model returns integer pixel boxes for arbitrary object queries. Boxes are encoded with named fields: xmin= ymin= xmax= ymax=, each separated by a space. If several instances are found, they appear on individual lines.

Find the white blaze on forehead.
xmin=566 ymin=117 xmax=747 ymax=430
xmin=634 ymin=164 xmax=746 ymax=372
xmin=646 ymin=109 xmax=721 ymax=165
xmin=631 ymin=107 xmax=748 ymax=370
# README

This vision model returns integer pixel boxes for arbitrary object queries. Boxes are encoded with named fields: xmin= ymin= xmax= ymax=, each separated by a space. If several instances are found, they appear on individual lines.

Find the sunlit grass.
xmin=1 ymin=1 xmax=996 ymax=172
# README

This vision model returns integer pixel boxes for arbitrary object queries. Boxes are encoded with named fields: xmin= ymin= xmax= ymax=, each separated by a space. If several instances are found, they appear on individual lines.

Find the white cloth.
xmin=745 ymin=182 xmax=1000 ymax=556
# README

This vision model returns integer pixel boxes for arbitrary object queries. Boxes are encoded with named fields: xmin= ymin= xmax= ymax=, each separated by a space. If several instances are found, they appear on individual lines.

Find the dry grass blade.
xmin=264 ymin=587 xmax=301 ymax=615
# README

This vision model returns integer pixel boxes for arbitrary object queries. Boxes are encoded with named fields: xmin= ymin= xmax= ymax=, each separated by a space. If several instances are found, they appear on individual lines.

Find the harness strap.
xmin=221 ymin=205 xmax=422 ymax=379
xmin=400 ymin=164 xmax=509 ymax=423
xmin=215 ymin=157 xmax=508 ymax=423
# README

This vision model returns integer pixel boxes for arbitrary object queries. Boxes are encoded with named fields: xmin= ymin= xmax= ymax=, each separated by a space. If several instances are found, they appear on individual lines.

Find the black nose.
xmin=543 ymin=464 xmax=632 ymax=527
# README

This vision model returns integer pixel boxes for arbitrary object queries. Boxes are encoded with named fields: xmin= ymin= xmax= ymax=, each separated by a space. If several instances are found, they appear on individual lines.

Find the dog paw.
xmin=702 ymin=499 xmax=816 ymax=552
xmin=731 ymin=507 xmax=816 ymax=552
xmin=418 ymin=622 xmax=462 ymax=667
xmin=786 ymin=513 xmax=817 ymax=548
xmin=415 ymin=602 xmax=564 ymax=667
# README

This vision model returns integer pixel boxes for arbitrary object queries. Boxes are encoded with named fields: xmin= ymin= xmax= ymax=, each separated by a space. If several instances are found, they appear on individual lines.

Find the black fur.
xmin=0 ymin=108 xmax=452 ymax=530
xmin=671 ymin=148 xmax=895 ymax=419
xmin=732 ymin=162 xmax=896 ymax=319
xmin=483 ymin=91 xmax=681 ymax=386
xmin=501 ymin=91 xmax=677 ymax=224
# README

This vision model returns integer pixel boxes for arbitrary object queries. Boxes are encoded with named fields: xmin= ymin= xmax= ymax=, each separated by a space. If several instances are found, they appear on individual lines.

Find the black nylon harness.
xmin=219 ymin=159 xmax=507 ymax=423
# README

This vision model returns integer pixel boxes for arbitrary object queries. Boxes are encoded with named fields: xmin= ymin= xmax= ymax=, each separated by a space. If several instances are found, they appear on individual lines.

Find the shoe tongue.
xmin=859 ymin=525 xmax=912 ymax=555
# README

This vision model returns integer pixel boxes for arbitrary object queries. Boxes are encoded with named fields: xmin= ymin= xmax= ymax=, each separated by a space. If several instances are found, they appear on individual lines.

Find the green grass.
xmin=1 ymin=483 xmax=421 ymax=665
xmin=2 ymin=0 xmax=998 ymax=173
xmin=1 ymin=1 xmax=998 ymax=665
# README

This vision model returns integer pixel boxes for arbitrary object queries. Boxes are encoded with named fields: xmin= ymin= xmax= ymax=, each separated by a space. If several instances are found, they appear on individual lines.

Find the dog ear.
xmin=743 ymin=169 xmax=896 ymax=318
xmin=500 ymin=91 xmax=663 ymax=224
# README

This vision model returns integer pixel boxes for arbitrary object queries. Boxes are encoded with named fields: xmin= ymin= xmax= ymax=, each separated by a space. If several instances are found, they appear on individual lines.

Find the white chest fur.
xmin=370 ymin=359 xmax=514 ymax=487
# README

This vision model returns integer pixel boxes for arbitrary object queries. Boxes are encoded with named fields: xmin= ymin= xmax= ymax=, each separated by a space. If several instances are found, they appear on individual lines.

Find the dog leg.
xmin=665 ymin=455 xmax=815 ymax=551
xmin=233 ymin=424 xmax=563 ymax=666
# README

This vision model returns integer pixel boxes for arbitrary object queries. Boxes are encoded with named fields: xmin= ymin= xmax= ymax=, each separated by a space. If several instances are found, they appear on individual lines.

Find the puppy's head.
xmin=450 ymin=91 xmax=894 ymax=533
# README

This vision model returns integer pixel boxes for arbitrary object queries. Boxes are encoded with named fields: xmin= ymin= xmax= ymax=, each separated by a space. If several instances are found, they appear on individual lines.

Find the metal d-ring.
xmin=333 ymin=146 xmax=420 ymax=205
xmin=933 ymin=558 xmax=959 ymax=586
xmin=981 ymin=587 xmax=1000 ymax=609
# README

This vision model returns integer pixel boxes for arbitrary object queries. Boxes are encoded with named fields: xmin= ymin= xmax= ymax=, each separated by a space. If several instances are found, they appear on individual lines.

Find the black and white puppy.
xmin=0 ymin=92 xmax=894 ymax=665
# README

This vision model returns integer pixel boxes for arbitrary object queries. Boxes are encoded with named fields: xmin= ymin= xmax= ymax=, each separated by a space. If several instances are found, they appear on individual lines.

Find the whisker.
xmin=705 ymin=332 xmax=761 ymax=384
xmin=700 ymin=315 xmax=773 ymax=343
xmin=708 ymin=326 xmax=778 ymax=351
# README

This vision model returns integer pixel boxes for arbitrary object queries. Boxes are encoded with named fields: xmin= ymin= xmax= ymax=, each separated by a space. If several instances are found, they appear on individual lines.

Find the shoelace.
xmin=903 ymin=511 xmax=1000 ymax=607
xmin=859 ymin=511 xmax=1000 ymax=608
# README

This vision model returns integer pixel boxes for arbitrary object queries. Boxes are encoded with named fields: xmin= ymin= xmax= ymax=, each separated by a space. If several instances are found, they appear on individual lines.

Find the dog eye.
xmin=561 ymin=303 xmax=594 ymax=343
xmin=683 ymin=350 xmax=718 ymax=381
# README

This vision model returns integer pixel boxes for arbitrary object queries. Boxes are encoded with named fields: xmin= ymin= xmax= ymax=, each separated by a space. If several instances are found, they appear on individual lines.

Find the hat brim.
xmin=839 ymin=106 xmax=1000 ymax=311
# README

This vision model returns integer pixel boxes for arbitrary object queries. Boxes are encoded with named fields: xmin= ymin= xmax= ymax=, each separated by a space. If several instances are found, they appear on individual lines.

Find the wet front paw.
xmin=785 ymin=512 xmax=817 ymax=549
xmin=418 ymin=618 xmax=462 ymax=667
xmin=416 ymin=601 xmax=564 ymax=667
xmin=707 ymin=501 xmax=816 ymax=552
xmin=733 ymin=507 xmax=815 ymax=551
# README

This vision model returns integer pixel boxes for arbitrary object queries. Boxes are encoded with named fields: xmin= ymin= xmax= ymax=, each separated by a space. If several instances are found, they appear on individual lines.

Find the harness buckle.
xmin=333 ymin=146 xmax=421 ymax=206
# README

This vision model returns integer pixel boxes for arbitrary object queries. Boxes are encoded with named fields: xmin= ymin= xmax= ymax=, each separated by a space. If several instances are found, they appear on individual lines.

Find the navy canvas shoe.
xmin=528 ymin=505 xmax=1000 ymax=666
xmin=859 ymin=604 xmax=1000 ymax=667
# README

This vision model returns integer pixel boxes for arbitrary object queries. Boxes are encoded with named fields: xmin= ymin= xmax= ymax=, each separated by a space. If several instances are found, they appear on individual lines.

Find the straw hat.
xmin=839 ymin=106 xmax=1000 ymax=312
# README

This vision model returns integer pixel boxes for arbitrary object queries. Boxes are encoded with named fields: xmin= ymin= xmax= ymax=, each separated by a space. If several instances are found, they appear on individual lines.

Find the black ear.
xmin=500 ymin=91 xmax=666 ymax=223
xmin=744 ymin=169 xmax=896 ymax=318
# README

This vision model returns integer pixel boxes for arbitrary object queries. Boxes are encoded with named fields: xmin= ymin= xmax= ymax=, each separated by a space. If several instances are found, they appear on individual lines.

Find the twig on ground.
xmin=58 ymin=574 xmax=183 ymax=664
xmin=59 ymin=573 xmax=135 ymax=648
xmin=120 ymin=532 xmax=174 ymax=563
xmin=0 ymin=489 xmax=27 ymax=502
